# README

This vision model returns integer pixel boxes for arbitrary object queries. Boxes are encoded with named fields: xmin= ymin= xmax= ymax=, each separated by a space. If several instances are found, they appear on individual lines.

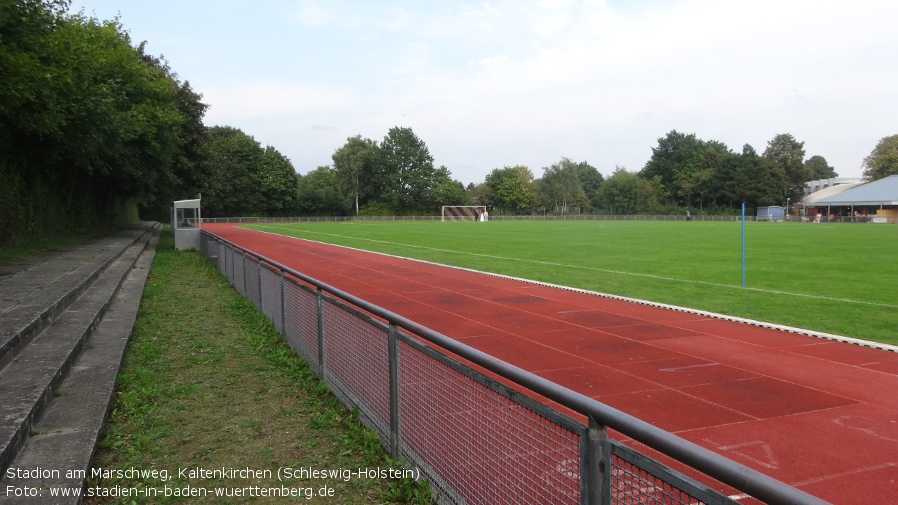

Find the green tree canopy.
xmin=763 ymin=133 xmax=809 ymax=201
xmin=639 ymin=130 xmax=730 ymax=208
xmin=332 ymin=135 xmax=379 ymax=215
xmin=598 ymin=167 xmax=642 ymax=214
xmin=296 ymin=166 xmax=350 ymax=216
xmin=714 ymin=145 xmax=786 ymax=209
xmin=377 ymin=126 xmax=437 ymax=213
xmin=484 ymin=165 xmax=537 ymax=214
xmin=259 ymin=146 xmax=298 ymax=216
xmin=204 ymin=126 xmax=265 ymax=216
xmin=862 ymin=135 xmax=898 ymax=181
xmin=538 ymin=157 xmax=588 ymax=213
xmin=804 ymin=155 xmax=837 ymax=179
xmin=0 ymin=1 xmax=208 ymax=243
xmin=575 ymin=161 xmax=604 ymax=211
xmin=430 ymin=166 xmax=468 ymax=207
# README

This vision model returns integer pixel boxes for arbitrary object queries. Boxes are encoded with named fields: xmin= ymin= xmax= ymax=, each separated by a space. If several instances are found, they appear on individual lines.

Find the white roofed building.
xmin=799 ymin=175 xmax=898 ymax=223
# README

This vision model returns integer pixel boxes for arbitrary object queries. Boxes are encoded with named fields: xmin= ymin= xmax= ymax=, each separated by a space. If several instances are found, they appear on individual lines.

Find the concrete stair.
xmin=0 ymin=223 xmax=160 ymax=503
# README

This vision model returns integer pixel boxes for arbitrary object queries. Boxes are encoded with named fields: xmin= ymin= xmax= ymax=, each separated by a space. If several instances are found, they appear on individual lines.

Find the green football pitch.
xmin=245 ymin=220 xmax=898 ymax=346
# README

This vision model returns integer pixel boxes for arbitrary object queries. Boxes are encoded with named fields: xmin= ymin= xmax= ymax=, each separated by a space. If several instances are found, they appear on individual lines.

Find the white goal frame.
xmin=441 ymin=205 xmax=488 ymax=222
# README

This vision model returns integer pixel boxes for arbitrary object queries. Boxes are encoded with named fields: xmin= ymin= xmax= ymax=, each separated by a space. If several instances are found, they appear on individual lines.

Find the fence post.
xmin=258 ymin=259 xmax=263 ymax=308
xmin=242 ymin=253 xmax=247 ymax=294
xmin=280 ymin=270 xmax=286 ymax=334
xmin=388 ymin=323 xmax=401 ymax=460
xmin=316 ymin=288 xmax=326 ymax=380
xmin=586 ymin=415 xmax=611 ymax=505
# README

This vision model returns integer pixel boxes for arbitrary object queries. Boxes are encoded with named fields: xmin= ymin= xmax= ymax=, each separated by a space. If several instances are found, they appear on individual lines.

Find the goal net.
xmin=442 ymin=205 xmax=488 ymax=222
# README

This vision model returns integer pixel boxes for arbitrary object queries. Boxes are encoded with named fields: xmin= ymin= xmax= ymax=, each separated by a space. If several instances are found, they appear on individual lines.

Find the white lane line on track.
xmin=659 ymin=363 xmax=721 ymax=372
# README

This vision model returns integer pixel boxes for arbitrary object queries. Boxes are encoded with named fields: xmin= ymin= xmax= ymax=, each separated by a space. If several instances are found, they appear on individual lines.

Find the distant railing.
xmin=200 ymin=230 xmax=830 ymax=505
xmin=201 ymin=214 xmax=760 ymax=223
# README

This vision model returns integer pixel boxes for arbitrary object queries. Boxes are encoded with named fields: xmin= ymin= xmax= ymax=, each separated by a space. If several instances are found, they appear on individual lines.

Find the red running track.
xmin=206 ymin=224 xmax=898 ymax=504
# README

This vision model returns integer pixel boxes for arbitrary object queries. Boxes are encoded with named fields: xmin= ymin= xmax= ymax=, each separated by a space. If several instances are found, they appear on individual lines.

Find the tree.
xmin=598 ymin=167 xmax=641 ymax=214
xmin=296 ymin=166 xmax=350 ymax=216
xmin=484 ymin=165 xmax=537 ymax=214
xmin=430 ymin=166 xmax=467 ymax=207
xmin=0 ymin=2 xmax=207 ymax=243
xmin=377 ymin=126 xmax=437 ymax=213
xmin=332 ymin=135 xmax=379 ymax=216
xmin=259 ymin=146 xmax=298 ymax=216
xmin=538 ymin=157 xmax=587 ymax=213
xmin=575 ymin=161 xmax=604 ymax=211
xmin=862 ymin=135 xmax=898 ymax=181
xmin=639 ymin=131 xmax=732 ymax=209
xmin=715 ymin=144 xmax=785 ymax=209
xmin=763 ymin=133 xmax=810 ymax=201
xmin=203 ymin=126 xmax=265 ymax=216
xmin=805 ymin=155 xmax=837 ymax=179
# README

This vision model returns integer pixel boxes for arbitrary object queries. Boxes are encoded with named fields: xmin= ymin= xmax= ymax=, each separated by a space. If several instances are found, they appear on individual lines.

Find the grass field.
xmin=245 ymin=220 xmax=898 ymax=346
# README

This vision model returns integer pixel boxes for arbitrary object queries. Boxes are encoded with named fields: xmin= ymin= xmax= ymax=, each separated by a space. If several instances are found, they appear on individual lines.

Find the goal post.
xmin=441 ymin=205 xmax=488 ymax=222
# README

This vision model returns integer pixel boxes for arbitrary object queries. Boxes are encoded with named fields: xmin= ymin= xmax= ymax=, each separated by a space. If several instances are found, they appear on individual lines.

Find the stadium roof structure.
xmin=802 ymin=175 xmax=898 ymax=206
xmin=801 ymin=181 xmax=866 ymax=205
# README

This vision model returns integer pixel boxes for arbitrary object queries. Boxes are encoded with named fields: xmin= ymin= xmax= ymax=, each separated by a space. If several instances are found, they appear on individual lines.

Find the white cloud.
xmin=70 ymin=0 xmax=898 ymax=180
xmin=202 ymin=81 xmax=357 ymax=121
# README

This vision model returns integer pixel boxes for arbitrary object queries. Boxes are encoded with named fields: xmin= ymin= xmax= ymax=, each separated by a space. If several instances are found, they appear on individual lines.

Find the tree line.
xmin=321 ymin=129 xmax=897 ymax=217
xmin=1 ymin=0 xmax=207 ymax=245
xmin=4 ymin=1 xmax=898 ymax=247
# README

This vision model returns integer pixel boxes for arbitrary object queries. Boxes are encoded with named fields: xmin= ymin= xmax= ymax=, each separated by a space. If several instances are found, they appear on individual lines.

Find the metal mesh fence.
xmin=610 ymin=442 xmax=735 ymax=505
xmin=232 ymin=252 xmax=246 ymax=298
xmin=198 ymin=232 xmax=815 ymax=505
xmin=321 ymin=297 xmax=392 ymax=441
xmin=283 ymin=278 xmax=319 ymax=371
xmin=245 ymin=258 xmax=261 ymax=309
xmin=260 ymin=265 xmax=283 ymax=332
xmin=397 ymin=335 xmax=582 ymax=505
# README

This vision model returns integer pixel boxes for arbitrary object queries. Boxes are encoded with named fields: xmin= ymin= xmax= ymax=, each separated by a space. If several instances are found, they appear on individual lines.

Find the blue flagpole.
xmin=742 ymin=202 xmax=746 ymax=288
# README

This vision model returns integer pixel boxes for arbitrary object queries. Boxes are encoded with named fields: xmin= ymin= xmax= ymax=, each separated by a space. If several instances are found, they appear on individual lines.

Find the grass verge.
xmin=85 ymin=230 xmax=429 ymax=504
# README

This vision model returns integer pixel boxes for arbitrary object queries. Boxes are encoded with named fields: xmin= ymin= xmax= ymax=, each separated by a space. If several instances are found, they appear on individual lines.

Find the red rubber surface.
xmin=207 ymin=224 xmax=898 ymax=504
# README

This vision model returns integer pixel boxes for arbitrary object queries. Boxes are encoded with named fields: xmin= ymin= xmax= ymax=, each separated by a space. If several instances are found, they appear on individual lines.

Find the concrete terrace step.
xmin=0 ymin=225 xmax=157 ymax=371
xmin=0 ymin=224 xmax=159 ymax=503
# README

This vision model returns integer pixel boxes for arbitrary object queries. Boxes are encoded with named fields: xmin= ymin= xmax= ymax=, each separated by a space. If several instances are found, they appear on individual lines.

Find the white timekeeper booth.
xmin=171 ymin=198 xmax=202 ymax=250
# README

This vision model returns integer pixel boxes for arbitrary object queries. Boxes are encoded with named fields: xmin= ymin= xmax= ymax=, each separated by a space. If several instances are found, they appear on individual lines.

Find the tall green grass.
xmin=88 ymin=230 xmax=429 ymax=504
xmin=246 ymin=220 xmax=898 ymax=345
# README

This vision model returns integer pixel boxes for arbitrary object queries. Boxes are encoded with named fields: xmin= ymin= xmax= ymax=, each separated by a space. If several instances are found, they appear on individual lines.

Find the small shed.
xmin=172 ymin=199 xmax=201 ymax=250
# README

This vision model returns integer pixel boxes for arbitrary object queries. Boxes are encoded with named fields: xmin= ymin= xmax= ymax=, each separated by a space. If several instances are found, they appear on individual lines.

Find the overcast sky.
xmin=69 ymin=0 xmax=898 ymax=185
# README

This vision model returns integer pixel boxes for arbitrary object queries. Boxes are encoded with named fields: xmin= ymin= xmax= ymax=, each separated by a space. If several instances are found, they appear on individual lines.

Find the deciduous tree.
xmin=259 ymin=146 xmax=298 ymax=216
xmin=763 ymin=133 xmax=810 ymax=201
xmin=296 ymin=166 xmax=350 ymax=216
xmin=538 ymin=158 xmax=587 ymax=213
xmin=332 ymin=135 xmax=379 ymax=216
xmin=378 ymin=126 xmax=437 ymax=213
xmin=485 ymin=165 xmax=537 ymax=214
xmin=805 ymin=155 xmax=837 ymax=179
xmin=862 ymin=135 xmax=898 ymax=181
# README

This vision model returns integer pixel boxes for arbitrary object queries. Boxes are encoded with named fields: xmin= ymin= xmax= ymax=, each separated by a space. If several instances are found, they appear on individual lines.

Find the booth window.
xmin=176 ymin=207 xmax=199 ymax=229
